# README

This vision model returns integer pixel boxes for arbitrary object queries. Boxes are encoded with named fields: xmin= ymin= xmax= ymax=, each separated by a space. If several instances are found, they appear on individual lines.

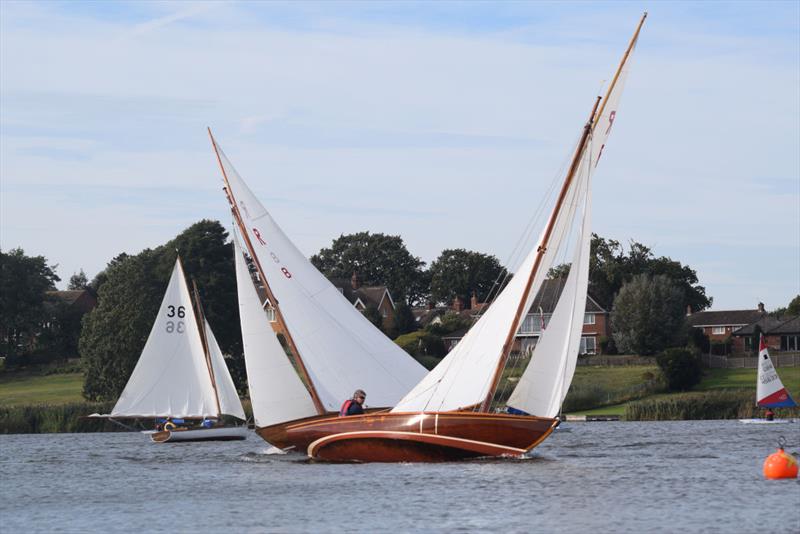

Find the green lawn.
xmin=570 ymin=365 xmax=659 ymax=390
xmin=0 ymin=372 xmax=85 ymax=406
xmin=697 ymin=367 xmax=800 ymax=393
xmin=567 ymin=366 xmax=800 ymax=416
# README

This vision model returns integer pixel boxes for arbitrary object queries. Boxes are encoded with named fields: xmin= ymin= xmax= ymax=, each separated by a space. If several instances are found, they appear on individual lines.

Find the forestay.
xmin=214 ymin=141 xmax=427 ymax=411
xmin=506 ymin=148 xmax=592 ymax=417
xmin=234 ymin=236 xmax=319 ymax=427
xmin=111 ymin=260 xmax=220 ymax=419
xmin=391 ymin=144 xmax=587 ymax=414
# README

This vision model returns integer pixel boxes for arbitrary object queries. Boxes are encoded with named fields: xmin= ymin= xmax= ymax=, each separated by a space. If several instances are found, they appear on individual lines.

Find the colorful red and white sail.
xmin=756 ymin=335 xmax=797 ymax=408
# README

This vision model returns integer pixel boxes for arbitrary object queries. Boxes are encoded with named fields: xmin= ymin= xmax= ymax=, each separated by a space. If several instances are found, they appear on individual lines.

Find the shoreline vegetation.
xmin=1 ymin=363 xmax=799 ymax=433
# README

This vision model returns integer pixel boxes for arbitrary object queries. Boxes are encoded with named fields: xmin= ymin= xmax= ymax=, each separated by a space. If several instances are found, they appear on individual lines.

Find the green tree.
xmin=68 ymin=270 xmax=89 ymax=290
xmin=786 ymin=295 xmax=800 ymax=316
xmin=39 ymin=294 xmax=84 ymax=361
xmin=0 ymin=248 xmax=61 ymax=359
xmin=611 ymin=274 xmax=687 ymax=355
xmin=656 ymin=348 xmax=702 ymax=391
xmin=80 ymin=220 xmax=242 ymax=401
xmin=429 ymin=249 xmax=507 ymax=306
xmin=390 ymin=302 xmax=417 ymax=338
xmin=362 ymin=305 xmax=384 ymax=330
xmin=550 ymin=234 xmax=711 ymax=313
xmin=310 ymin=232 xmax=427 ymax=304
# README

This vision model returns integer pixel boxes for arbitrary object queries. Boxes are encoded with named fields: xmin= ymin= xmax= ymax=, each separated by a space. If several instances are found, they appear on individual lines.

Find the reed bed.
xmin=625 ymin=390 xmax=800 ymax=421
xmin=0 ymin=402 xmax=121 ymax=434
xmin=562 ymin=379 xmax=664 ymax=413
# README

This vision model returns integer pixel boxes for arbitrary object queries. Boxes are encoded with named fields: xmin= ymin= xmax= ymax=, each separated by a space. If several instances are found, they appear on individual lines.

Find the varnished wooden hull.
xmin=256 ymin=413 xmax=338 ymax=450
xmin=146 ymin=426 xmax=249 ymax=443
xmin=255 ymin=408 xmax=386 ymax=450
xmin=288 ymin=411 xmax=558 ymax=462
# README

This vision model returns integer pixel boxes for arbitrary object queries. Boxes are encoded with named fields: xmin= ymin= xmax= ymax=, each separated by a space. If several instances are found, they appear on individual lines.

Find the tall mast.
xmin=190 ymin=276 xmax=222 ymax=418
xmin=479 ymin=96 xmax=600 ymax=413
xmin=592 ymin=12 xmax=647 ymax=130
xmin=207 ymin=129 xmax=327 ymax=415
xmin=479 ymin=13 xmax=646 ymax=413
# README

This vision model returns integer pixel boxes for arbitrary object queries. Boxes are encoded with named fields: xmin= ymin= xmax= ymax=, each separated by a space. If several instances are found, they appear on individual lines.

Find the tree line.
xmin=4 ymin=219 xmax=767 ymax=402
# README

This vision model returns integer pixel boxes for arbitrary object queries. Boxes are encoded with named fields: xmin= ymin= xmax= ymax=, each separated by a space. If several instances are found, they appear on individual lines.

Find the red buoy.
xmin=763 ymin=448 xmax=799 ymax=479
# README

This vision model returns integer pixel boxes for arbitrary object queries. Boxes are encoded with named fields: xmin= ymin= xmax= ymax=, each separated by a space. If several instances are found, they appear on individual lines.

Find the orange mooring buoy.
xmin=763 ymin=447 xmax=798 ymax=479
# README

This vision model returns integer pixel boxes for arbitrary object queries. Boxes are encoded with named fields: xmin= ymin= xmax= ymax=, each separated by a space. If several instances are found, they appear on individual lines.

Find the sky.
xmin=1 ymin=1 xmax=798 ymax=311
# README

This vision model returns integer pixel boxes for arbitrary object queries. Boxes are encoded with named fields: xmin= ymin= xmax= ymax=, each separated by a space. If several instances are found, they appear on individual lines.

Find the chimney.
xmin=470 ymin=291 xmax=479 ymax=310
xmin=453 ymin=296 xmax=464 ymax=312
xmin=351 ymin=271 xmax=361 ymax=290
xmin=757 ymin=302 xmax=765 ymax=313
xmin=686 ymin=305 xmax=692 ymax=316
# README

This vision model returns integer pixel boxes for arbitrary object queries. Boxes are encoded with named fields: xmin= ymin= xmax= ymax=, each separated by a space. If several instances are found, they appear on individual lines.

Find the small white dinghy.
xmin=89 ymin=258 xmax=248 ymax=442
xmin=739 ymin=335 xmax=797 ymax=424
xmin=143 ymin=426 xmax=249 ymax=442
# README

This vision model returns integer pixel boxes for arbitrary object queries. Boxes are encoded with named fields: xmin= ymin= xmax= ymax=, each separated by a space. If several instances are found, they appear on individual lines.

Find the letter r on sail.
xmin=253 ymin=228 xmax=266 ymax=245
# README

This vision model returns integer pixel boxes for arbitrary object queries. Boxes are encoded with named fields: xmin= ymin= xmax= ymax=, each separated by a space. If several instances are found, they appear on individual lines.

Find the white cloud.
xmin=1 ymin=4 xmax=798 ymax=310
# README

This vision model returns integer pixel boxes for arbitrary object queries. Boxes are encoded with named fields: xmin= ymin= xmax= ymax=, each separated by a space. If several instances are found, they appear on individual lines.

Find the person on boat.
xmin=339 ymin=389 xmax=366 ymax=416
xmin=765 ymin=408 xmax=775 ymax=421
xmin=201 ymin=418 xmax=214 ymax=429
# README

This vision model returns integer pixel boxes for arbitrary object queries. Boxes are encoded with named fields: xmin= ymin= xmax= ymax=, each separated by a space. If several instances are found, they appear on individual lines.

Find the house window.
xmin=382 ymin=308 xmax=388 ymax=318
xmin=580 ymin=336 xmax=597 ymax=355
xmin=519 ymin=313 xmax=550 ymax=334
xmin=265 ymin=307 xmax=276 ymax=322
xmin=584 ymin=313 xmax=595 ymax=325
xmin=744 ymin=336 xmax=755 ymax=352
xmin=712 ymin=326 xmax=725 ymax=335
xmin=781 ymin=335 xmax=798 ymax=351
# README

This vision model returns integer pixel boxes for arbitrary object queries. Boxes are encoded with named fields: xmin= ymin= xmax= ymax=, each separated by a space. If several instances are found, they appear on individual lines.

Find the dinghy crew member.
xmin=340 ymin=390 xmax=366 ymax=416
xmin=765 ymin=408 xmax=775 ymax=421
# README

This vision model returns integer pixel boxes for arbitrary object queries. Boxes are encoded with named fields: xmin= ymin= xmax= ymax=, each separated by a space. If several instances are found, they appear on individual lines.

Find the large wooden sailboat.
xmin=89 ymin=258 xmax=248 ymax=442
xmin=291 ymin=13 xmax=648 ymax=462
xmin=208 ymin=132 xmax=428 ymax=450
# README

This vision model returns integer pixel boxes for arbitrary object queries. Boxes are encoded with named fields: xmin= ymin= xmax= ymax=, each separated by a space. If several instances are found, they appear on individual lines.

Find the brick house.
xmin=516 ymin=279 xmax=610 ymax=355
xmin=686 ymin=303 xmax=767 ymax=343
xmin=329 ymin=272 xmax=396 ymax=330
xmin=731 ymin=315 xmax=800 ymax=355
xmin=429 ymin=279 xmax=612 ymax=355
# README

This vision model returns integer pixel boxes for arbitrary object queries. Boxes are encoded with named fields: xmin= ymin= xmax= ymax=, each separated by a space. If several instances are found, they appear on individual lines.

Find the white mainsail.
xmin=213 ymin=140 xmax=427 ymax=411
xmin=111 ymin=259 xmax=222 ymax=419
xmin=234 ymin=235 xmax=319 ymax=426
xmin=205 ymin=319 xmax=247 ymax=420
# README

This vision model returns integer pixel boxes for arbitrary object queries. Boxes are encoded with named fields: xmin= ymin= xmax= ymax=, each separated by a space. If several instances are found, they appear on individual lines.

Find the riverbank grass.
xmin=0 ymin=372 xmax=85 ymax=406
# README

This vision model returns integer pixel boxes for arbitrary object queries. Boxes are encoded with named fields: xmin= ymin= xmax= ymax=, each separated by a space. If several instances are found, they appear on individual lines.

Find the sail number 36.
xmin=166 ymin=305 xmax=186 ymax=334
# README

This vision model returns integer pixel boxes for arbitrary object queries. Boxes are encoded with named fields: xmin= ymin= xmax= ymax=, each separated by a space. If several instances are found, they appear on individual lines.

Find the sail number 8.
xmin=166 ymin=305 xmax=186 ymax=334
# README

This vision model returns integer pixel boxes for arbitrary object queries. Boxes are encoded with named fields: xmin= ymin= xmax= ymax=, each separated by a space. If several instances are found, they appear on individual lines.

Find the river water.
xmin=1 ymin=421 xmax=798 ymax=533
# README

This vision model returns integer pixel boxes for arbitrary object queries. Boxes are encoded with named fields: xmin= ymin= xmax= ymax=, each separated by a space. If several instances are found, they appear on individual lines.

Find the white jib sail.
xmin=205 ymin=319 xmax=246 ymax=420
xmin=215 ymin=141 xmax=427 ymax=411
xmin=234 ymin=235 xmax=318 ymax=427
xmin=391 ymin=156 xmax=586 ymax=413
xmin=111 ymin=259 xmax=219 ymax=419
xmin=506 ymin=149 xmax=593 ymax=417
